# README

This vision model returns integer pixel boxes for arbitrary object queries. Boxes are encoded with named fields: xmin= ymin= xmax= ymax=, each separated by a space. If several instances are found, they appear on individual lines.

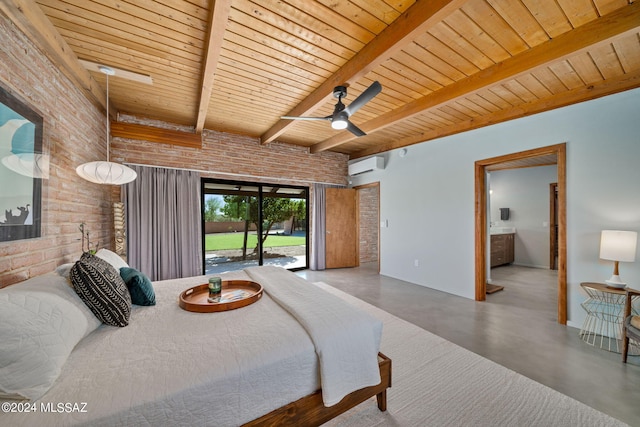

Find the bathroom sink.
xmin=490 ymin=227 xmax=516 ymax=235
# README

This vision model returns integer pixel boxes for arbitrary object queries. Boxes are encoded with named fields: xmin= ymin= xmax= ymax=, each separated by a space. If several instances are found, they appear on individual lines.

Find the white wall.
xmin=351 ymin=87 xmax=640 ymax=329
xmin=490 ymin=166 xmax=558 ymax=268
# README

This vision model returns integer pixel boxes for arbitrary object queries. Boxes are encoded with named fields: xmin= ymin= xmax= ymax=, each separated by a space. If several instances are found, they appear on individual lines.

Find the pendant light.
xmin=2 ymin=152 xmax=50 ymax=179
xmin=76 ymin=65 xmax=137 ymax=185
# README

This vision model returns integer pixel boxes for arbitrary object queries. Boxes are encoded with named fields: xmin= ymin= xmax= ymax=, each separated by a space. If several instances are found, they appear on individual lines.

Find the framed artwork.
xmin=0 ymin=85 xmax=44 ymax=242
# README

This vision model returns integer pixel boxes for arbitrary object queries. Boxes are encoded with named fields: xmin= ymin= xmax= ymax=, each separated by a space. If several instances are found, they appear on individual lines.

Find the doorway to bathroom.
xmin=474 ymin=143 xmax=567 ymax=324
xmin=485 ymin=167 xmax=557 ymax=297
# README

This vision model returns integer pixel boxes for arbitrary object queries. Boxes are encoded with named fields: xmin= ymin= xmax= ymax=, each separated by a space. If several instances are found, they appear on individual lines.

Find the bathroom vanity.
xmin=490 ymin=228 xmax=515 ymax=267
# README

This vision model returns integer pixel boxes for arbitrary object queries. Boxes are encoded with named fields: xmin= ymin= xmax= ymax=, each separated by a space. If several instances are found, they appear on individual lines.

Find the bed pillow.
xmin=55 ymin=263 xmax=74 ymax=280
xmin=120 ymin=267 xmax=156 ymax=306
xmin=0 ymin=273 xmax=101 ymax=401
xmin=95 ymin=248 xmax=129 ymax=271
xmin=70 ymin=253 xmax=132 ymax=327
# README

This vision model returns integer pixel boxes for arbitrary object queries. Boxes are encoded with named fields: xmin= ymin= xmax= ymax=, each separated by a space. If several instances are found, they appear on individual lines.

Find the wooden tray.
xmin=179 ymin=280 xmax=263 ymax=313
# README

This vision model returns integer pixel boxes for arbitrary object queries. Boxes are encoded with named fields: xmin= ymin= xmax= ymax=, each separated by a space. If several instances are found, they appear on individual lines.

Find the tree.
xmin=222 ymin=195 xmax=254 ymax=259
xmin=261 ymin=197 xmax=295 ymax=242
xmin=204 ymin=196 xmax=223 ymax=222
xmin=221 ymin=195 xmax=295 ymax=257
xmin=221 ymin=195 xmax=248 ymax=222
xmin=291 ymin=199 xmax=306 ymax=231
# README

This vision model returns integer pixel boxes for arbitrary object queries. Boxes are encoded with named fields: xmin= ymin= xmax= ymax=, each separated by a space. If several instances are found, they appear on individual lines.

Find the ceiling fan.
xmin=281 ymin=81 xmax=382 ymax=137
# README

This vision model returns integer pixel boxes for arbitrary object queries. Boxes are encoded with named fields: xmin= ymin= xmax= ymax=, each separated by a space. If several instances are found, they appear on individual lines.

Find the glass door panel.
xmin=203 ymin=183 xmax=259 ymax=274
xmin=261 ymin=186 xmax=307 ymax=270
xmin=202 ymin=180 xmax=308 ymax=274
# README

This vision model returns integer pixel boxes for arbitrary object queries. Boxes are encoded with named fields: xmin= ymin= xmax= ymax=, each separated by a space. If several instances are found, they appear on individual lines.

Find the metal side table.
xmin=579 ymin=282 xmax=639 ymax=354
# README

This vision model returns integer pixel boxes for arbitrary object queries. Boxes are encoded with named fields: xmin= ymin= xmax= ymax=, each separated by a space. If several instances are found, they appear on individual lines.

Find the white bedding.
xmin=245 ymin=266 xmax=382 ymax=406
xmin=2 ymin=270 xmax=324 ymax=426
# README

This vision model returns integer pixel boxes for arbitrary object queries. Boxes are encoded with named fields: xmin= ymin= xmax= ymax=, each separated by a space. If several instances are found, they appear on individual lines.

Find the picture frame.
xmin=0 ymin=85 xmax=44 ymax=242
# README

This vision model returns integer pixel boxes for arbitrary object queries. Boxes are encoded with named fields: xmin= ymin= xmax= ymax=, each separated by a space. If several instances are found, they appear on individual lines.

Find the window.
xmin=202 ymin=179 xmax=308 ymax=274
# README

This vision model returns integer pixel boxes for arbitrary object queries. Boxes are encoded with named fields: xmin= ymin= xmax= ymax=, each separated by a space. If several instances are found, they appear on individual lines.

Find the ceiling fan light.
xmin=76 ymin=161 xmax=137 ymax=185
xmin=331 ymin=111 xmax=349 ymax=130
xmin=331 ymin=120 xmax=348 ymax=130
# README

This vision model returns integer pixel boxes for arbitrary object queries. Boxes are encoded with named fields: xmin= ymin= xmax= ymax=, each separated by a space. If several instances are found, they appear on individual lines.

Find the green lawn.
xmin=205 ymin=232 xmax=305 ymax=251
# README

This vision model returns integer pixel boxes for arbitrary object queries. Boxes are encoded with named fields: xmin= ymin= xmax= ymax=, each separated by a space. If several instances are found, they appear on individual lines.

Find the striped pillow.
xmin=70 ymin=253 xmax=132 ymax=327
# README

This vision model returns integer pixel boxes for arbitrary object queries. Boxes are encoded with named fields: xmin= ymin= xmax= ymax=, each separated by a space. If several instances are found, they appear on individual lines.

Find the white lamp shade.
xmin=2 ymin=153 xmax=50 ymax=179
xmin=76 ymin=161 xmax=137 ymax=185
xmin=599 ymin=230 xmax=637 ymax=262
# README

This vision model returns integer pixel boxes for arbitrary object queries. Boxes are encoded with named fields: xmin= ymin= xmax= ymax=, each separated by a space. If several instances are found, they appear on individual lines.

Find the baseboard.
xmin=567 ymin=320 xmax=581 ymax=329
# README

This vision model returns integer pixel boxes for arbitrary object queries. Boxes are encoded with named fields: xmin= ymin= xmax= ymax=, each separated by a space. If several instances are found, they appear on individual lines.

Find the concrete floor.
xmin=298 ymin=264 xmax=640 ymax=426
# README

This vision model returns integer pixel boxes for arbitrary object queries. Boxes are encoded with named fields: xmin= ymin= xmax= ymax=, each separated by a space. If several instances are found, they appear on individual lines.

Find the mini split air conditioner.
xmin=348 ymin=156 xmax=385 ymax=176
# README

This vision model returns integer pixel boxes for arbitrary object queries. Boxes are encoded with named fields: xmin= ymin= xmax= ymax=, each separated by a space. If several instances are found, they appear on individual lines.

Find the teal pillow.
xmin=119 ymin=267 xmax=156 ymax=306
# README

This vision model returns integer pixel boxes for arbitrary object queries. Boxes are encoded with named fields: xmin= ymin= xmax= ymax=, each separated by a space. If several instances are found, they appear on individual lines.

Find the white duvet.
xmin=245 ymin=266 xmax=382 ymax=406
xmin=2 ymin=270 xmax=319 ymax=426
xmin=1 ymin=267 xmax=383 ymax=426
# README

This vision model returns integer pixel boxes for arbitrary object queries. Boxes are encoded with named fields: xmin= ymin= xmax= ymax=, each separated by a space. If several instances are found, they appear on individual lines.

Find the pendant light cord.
xmin=106 ymin=72 xmax=110 ymax=163
xmin=76 ymin=65 xmax=137 ymax=185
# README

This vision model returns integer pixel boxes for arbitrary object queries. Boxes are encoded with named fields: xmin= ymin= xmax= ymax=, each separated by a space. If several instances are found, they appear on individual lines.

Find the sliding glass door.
xmin=260 ymin=185 xmax=308 ymax=270
xmin=202 ymin=179 xmax=308 ymax=274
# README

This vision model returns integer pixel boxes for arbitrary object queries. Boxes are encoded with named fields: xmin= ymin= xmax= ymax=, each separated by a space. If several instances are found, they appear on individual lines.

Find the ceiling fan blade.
xmin=346 ymin=120 xmax=366 ymax=137
xmin=344 ymin=81 xmax=382 ymax=117
xmin=281 ymin=115 xmax=331 ymax=121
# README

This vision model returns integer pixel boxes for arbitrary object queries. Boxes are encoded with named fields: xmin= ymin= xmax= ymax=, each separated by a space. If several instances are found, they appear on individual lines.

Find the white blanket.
xmin=1 ymin=270 xmax=320 ymax=426
xmin=245 ymin=266 xmax=383 ymax=406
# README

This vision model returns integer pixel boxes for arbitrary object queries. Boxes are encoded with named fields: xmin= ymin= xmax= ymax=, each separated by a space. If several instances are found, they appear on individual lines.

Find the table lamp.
xmin=599 ymin=230 xmax=637 ymax=288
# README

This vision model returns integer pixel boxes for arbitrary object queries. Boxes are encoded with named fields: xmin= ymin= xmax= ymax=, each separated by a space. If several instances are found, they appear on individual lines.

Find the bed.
xmin=0 ymin=255 xmax=391 ymax=426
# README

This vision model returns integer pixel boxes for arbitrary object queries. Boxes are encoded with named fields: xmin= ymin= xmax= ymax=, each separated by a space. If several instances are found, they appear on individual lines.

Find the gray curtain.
xmin=123 ymin=165 xmax=202 ymax=281
xmin=310 ymin=183 xmax=327 ymax=270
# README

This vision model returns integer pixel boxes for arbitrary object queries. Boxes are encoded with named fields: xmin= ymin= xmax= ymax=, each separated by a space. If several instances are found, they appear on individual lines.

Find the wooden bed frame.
xmin=245 ymin=352 xmax=392 ymax=426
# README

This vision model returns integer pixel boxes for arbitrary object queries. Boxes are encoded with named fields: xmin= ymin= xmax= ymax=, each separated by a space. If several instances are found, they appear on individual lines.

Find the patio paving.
xmin=204 ymin=246 xmax=306 ymax=274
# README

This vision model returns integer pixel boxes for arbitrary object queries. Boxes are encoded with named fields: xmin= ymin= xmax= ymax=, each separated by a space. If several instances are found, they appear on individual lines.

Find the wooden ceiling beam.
xmin=259 ymin=0 xmax=467 ymax=145
xmin=350 ymin=66 xmax=640 ymax=159
xmin=0 ymin=0 xmax=106 ymax=110
xmin=110 ymin=122 xmax=202 ymax=148
xmin=311 ymin=1 xmax=640 ymax=154
xmin=195 ymin=0 xmax=231 ymax=133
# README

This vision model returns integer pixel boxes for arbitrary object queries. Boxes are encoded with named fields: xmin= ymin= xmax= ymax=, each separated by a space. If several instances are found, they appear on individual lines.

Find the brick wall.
xmin=110 ymin=116 xmax=349 ymax=268
xmin=358 ymin=185 xmax=379 ymax=264
xmin=0 ymin=16 xmax=348 ymax=286
xmin=111 ymin=114 xmax=348 ymax=187
xmin=0 ymin=15 xmax=114 ymax=287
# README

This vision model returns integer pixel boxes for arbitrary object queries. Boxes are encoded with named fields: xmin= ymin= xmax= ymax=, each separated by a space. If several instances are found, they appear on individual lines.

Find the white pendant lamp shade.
xmin=2 ymin=152 xmax=50 ymax=179
xmin=76 ymin=65 xmax=136 ymax=185
xmin=76 ymin=160 xmax=136 ymax=184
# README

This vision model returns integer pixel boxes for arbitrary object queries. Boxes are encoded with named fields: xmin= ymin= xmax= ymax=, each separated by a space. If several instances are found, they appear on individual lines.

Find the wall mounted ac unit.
xmin=348 ymin=156 xmax=385 ymax=176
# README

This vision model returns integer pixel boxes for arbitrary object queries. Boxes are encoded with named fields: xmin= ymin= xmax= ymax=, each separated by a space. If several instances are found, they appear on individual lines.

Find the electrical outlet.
xmin=414 ymin=259 xmax=419 ymax=267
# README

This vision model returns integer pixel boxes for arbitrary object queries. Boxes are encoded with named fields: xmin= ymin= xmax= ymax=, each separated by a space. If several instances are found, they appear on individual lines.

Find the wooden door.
xmin=325 ymin=188 xmax=358 ymax=269
xmin=549 ymin=183 xmax=558 ymax=270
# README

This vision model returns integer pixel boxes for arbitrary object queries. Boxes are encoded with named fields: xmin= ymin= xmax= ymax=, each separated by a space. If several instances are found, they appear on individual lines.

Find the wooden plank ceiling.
xmin=3 ymin=0 xmax=640 ymax=159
